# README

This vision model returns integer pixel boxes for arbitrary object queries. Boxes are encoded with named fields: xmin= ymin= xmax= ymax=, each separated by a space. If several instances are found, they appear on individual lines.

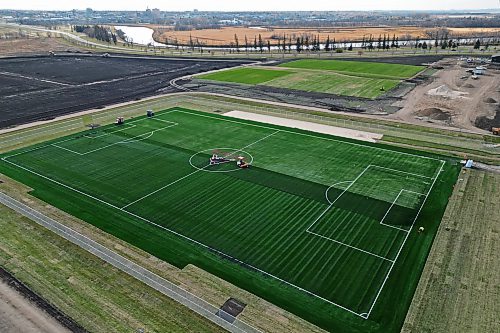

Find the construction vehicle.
xmin=492 ymin=127 xmax=500 ymax=135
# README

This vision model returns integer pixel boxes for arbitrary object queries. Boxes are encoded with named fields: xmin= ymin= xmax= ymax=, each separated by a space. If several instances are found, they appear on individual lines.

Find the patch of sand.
xmin=0 ymin=281 xmax=71 ymax=333
xmin=426 ymin=84 xmax=468 ymax=99
xmin=224 ymin=110 xmax=383 ymax=142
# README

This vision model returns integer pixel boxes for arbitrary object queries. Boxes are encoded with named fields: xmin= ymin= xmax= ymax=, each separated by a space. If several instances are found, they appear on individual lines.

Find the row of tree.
xmin=72 ymin=25 xmax=117 ymax=45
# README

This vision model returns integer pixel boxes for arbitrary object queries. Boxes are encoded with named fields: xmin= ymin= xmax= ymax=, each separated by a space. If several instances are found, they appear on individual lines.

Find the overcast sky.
xmin=2 ymin=0 xmax=500 ymax=11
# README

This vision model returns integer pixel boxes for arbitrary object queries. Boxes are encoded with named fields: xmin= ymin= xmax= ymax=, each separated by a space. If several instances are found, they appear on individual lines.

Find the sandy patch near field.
xmin=0 ymin=281 xmax=70 ymax=333
xmin=224 ymin=110 xmax=382 ymax=142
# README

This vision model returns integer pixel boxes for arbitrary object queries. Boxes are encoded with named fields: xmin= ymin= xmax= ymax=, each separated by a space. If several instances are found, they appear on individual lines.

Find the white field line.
xmin=2 ymin=111 xmax=179 ymax=159
xmin=176 ymin=110 xmax=444 ymax=163
xmin=379 ymin=190 xmax=410 ymax=233
xmin=53 ymin=123 xmax=177 ymax=156
xmin=120 ymin=168 xmax=205 ymax=210
xmin=83 ymin=124 xmax=137 ymax=139
xmin=306 ymin=165 xmax=372 ymax=232
xmin=51 ymin=144 xmax=84 ymax=156
xmin=369 ymin=165 xmax=434 ymax=179
xmin=0 ymin=195 xmax=259 ymax=333
xmin=1 ymin=109 xmax=445 ymax=319
xmin=305 ymin=231 xmax=394 ymax=262
xmin=1 ymin=147 xmax=367 ymax=320
xmin=305 ymin=165 xmax=397 ymax=262
xmin=121 ymin=130 xmax=280 ymax=210
xmin=325 ymin=181 xmax=353 ymax=204
xmin=364 ymin=160 xmax=445 ymax=319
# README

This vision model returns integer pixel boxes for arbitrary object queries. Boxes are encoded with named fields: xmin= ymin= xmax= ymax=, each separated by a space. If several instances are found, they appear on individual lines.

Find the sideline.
xmin=0 ymin=192 xmax=262 ymax=333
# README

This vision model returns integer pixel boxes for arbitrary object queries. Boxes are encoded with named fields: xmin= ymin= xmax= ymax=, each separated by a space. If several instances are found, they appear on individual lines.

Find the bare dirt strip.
xmin=402 ymin=169 xmax=499 ymax=333
xmin=224 ymin=110 xmax=382 ymax=142
xmin=0 ymin=278 xmax=72 ymax=333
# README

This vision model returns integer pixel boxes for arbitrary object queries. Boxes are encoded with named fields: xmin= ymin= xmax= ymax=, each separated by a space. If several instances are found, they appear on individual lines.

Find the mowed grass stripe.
xmin=279 ymin=59 xmax=424 ymax=79
xmin=1 ymin=108 xmax=455 ymax=331
xmin=265 ymin=71 xmax=400 ymax=99
xmin=198 ymin=67 xmax=292 ymax=84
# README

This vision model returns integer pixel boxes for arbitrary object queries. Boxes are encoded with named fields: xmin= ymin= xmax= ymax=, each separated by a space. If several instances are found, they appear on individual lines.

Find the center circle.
xmin=189 ymin=148 xmax=254 ymax=173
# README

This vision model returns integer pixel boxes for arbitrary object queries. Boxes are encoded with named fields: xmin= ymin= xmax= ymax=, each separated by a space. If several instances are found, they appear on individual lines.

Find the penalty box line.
xmin=364 ymin=160 xmax=446 ymax=319
xmin=2 ymin=109 xmax=180 ymax=160
xmin=1 ymin=131 xmax=369 ymax=320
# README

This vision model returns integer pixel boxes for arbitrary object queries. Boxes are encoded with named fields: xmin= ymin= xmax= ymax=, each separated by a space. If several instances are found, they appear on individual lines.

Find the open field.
xmin=279 ymin=59 xmax=424 ymax=79
xmin=199 ymin=67 xmax=291 ymax=84
xmin=0 ymin=107 xmax=458 ymax=332
xmin=199 ymin=60 xmax=423 ymax=98
xmin=403 ymin=169 xmax=500 ymax=332
xmin=154 ymin=25 xmax=500 ymax=46
xmin=0 ymin=55 xmax=249 ymax=128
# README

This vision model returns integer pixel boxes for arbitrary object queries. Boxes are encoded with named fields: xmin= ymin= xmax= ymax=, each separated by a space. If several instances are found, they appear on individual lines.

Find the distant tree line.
xmin=73 ymin=25 xmax=117 ymax=44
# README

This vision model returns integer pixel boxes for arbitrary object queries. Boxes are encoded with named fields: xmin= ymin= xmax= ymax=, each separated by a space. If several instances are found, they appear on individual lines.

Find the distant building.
xmin=492 ymin=54 xmax=500 ymax=63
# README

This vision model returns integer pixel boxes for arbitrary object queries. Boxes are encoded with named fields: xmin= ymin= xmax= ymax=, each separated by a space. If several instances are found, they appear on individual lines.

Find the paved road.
xmin=0 ymin=192 xmax=261 ymax=333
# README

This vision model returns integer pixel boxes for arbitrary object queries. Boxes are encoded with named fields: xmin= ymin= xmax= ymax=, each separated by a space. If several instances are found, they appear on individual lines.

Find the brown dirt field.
xmin=391 ymin=58 xmax=500 ymax=132
xmin=154 ymin=26 xmax=500 ymax=46
xmin=402 ymin=169 xmax=500 ymax=333
xmin=0 ymin=281 xmax=71 ymax=333
xmin=0 ymin=38 xmax=80 ymax=56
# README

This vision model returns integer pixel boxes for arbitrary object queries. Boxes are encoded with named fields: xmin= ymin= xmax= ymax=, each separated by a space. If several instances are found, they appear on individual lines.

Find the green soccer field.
xmin=278 ymin=59 xmax=425 ymax=79
xmin=198 ymin=60 xmax=424 ymax=99
xmin=0 ymin=108 xmax=458 ymax=332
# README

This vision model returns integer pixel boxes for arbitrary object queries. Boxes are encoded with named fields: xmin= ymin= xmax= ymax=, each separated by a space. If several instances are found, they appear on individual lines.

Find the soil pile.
xmin=417 ymin=108 xmax=451 ymax=121
xmin=427 ymin=85 xmax=468 ymax=99
xmin=463 ymin=83 xmax=475 ymax=88
xmin=475 ymin=106 xmax=500 ymax=130
xmin=484 ymin=97 xmax=497 ymax=104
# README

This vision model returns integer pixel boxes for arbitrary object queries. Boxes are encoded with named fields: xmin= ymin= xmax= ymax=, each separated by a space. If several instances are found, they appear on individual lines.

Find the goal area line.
xmin=0 ymin=108 xmax=446 ymax=320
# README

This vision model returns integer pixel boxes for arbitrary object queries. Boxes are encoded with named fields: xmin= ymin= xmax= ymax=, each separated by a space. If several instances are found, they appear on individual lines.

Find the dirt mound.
xmin=417 ymin=108 xmax=451 ymax=121
xmin=427 ymin=85 xmax=468 ymax=99
xmin=475 ymin=106 xmax=500 ymax=130
xmin=484 ymin=97 xmax=497 ymax=104
xmin=463 ymin=83 xmax=475 ymax=88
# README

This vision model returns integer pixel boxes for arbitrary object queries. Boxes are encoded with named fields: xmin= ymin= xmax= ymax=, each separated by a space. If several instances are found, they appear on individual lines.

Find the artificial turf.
xmin=0 ymin=108 xmax=459 ymax=332
xmin=279 ymin=59 xmax=425 ymax=79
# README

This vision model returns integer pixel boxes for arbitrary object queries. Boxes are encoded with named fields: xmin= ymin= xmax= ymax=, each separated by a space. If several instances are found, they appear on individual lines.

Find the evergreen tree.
xmin=258 ymin=34 xmax=264 ymax=53
xmin=296 ymin=37 xmax=302 ymax=53
xmin=234 ymin=34 xmax=239 ymax=52
xmin=325 ymin=35 xmax=331 ymax=52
